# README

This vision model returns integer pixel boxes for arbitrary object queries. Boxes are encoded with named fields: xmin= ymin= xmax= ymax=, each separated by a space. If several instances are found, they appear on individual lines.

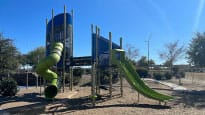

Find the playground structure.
xmin=36 ymin=5 xmax=173 ymax=105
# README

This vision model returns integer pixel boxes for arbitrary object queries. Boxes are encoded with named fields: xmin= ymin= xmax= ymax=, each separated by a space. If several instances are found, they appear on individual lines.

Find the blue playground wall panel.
xmin=92 ymin=33 xmax=120 ymax=67
xmin=46 ymin=13 xmax=72 ymax=69
xmin=47 ymin=13 xmax=72 ymax=33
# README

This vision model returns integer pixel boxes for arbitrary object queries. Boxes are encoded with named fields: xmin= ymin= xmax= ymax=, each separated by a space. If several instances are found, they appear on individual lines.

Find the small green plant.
xmin=0 ymin=77 xmax=19 ymax=96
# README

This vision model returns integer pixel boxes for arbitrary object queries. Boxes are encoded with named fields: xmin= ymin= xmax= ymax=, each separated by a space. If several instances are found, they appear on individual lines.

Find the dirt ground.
xmin=1 ymin=75 xmax=205 ymax=115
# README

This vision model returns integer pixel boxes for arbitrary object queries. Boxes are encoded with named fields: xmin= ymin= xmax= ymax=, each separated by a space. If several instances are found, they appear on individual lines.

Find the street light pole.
xmin=145 ymin=34 xmax=151 ymax=71
xmin=148 ymin=39 xmax=150 ymax=71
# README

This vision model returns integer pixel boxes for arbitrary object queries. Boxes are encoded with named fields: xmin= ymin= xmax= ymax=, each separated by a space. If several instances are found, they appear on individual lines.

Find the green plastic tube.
xmin=36 ymin=42 xmax=63 ymax=99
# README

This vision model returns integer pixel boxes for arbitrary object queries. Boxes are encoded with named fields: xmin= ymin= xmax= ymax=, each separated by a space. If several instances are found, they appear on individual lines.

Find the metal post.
xmin=40 ymin=75 xmax=42 ymax=95
xmin=145 ymin=34 xmax=151 ymax=71
xmin=63 ymin=5 xmax=66 ymax=93
xmin=36 ymin=76 xmax=38 ymax=88
xmin=36 ymin=55 xmax=39 ymax=88
xmin=109 ymin=32 xmax=112 ymax=98
xmin=148 ymin=39 xmax=150 ymax=71
xmin=120 ymin=37 xmax=123 ymax=97
xmin=192 ymin=71 xmax=194 ymax=84
xmin=26 ymin=65 xmax=28 ymax=89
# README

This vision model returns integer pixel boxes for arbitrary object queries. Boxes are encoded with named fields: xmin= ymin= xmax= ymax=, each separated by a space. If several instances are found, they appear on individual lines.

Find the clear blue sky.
xmin=0 ymin=0 xmax=205 ymax=64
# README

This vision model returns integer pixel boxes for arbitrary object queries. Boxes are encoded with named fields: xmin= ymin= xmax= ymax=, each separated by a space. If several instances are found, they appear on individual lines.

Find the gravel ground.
xmin=1 ymin=76 xmax=205 ymax=115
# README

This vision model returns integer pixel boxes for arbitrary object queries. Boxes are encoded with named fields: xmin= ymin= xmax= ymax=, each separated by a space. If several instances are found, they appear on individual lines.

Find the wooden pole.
xmin=109 ymin=32 xmax=112 ymax=98
xmin=63 ymin=5 xmax=66 ymax=93
xmin=42 ymin=18 xmax=48 ymax=95
xmin=96 ymin=27 xmax=100 ymax=95
xmin=70 ymin=67 xmax=73 ymax=91
xmin=95 ymin=26 xmax=98 ymax=65
xmin=91 ymin=24 xmax=96 ymax=106
xmin=51 ymin=9 xmax=54 ymax=46
xmin=95 ymin=26 xmax=98 ymax=96
xmin=71 ymin=10 xmax=74 ymax=56
xmin=36 ymin=75 xmax=38 ymax=88
xmin=70 ymin=9 xmax=74 ymax=91
xmin=120 ymin=37 xmax=123 ymax=97
xmin=36 ymin=58 xmax=39 ymax=88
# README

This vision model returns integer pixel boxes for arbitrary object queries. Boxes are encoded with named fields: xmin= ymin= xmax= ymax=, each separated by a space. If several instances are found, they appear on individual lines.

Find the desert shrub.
xmin=153 ymin=72 xmax=164 ymax=80
xmin=136 ymin=67 xmax=148 ymax=78
xmin=164 ymin=72 xmax=172 ymax=80
xmin=0 ymin=77 xmax=19 ymax=96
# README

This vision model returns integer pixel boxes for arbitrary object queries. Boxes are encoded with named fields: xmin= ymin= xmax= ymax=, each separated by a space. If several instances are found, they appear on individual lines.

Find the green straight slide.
xmin=112 ymin=49 xmax=173 ymax=101
xmin=36 ymin=42 xmax=63 ymax=99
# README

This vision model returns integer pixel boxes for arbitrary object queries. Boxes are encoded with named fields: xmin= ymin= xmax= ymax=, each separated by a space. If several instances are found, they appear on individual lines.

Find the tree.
xmin=18 ymin=54 xmax=28 ymax=66
xmin=0 ymin=33 xmax=20 ymax=74
xmin=26 ymin=46 xmax=45 ymax=67
xmin=187 ymin=32 xmax=205 ymax=67
xmin=159 ymin=40 xmax=185 ymax=71
xmin=137 ymin=56 xmax=148 ymax=67
xmin=137 ymin=56 xmax=155 ymax=67
xmin=163 ymin=60 xmax=172 ymax=67
xmin=125 ymin=44 xmax=139 ymax=61
xmin=149 ymin=59 xmax=155 ymax=66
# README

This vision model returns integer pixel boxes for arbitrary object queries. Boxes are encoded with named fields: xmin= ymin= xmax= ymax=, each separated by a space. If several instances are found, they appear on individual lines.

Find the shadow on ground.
xmin=0 ymin=93 xmax=170 ymax=114
xmin=0 ymin=93 xmax=47 ymax=114
xmin=172 ymin=90 xmax=205 ymax=109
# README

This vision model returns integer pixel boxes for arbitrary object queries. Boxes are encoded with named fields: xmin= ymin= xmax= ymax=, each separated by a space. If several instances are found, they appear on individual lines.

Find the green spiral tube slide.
xmin=36 ymin=42 xmax=63 ymax=99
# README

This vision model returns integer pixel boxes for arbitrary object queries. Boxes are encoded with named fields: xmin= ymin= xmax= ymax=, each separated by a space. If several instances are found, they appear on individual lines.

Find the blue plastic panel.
xmin=92 ymin=33 xmax=120 ymax=67
xmin=46 ymin=13 xmax=72 ymax=69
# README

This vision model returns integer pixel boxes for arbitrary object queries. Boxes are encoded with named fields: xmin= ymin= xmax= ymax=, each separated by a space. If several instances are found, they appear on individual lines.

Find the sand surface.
xmin=1 ymin=75 xmax=205 ymax=115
